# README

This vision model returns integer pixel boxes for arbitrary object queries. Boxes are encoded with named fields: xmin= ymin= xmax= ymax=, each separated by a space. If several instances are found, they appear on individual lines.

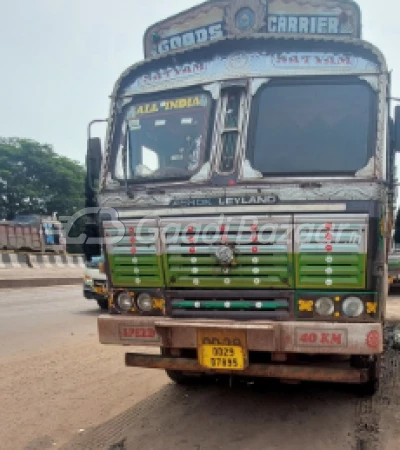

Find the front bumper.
xmin=98 ymin=315 xmax=383 ymax=355
xmin=84 ymin=286 xmax=107 ymax=301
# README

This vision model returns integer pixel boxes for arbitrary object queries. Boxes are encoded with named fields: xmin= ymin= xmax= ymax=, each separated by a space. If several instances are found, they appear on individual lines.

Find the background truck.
xmin=0 ymin=214 xmax=65 ymax=254
xmin=85 ymin=0 xmax=400 ymax=396
xmin=389 ymin=252 xmax=400 ymax=290
xmin=83 ymin=254 xmax=108 ymax=310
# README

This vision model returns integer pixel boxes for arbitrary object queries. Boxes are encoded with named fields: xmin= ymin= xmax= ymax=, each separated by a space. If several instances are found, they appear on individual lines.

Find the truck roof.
xmin=143 ymin=0 xmax=362 ymax=59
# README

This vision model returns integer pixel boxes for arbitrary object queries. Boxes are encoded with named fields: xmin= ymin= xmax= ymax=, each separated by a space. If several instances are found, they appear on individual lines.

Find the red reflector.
xmin=189 ymin=236 xmax=195 ymax=243
xmin=325 ymin=233 xmax=333 ymax=241
xmin=252 ymin=246 xmax=258 ymax=253
xmin=251 ymin=225 xmax=257 ymax=232
xmin=187 ymin=226 xmax=194 ymax=233
xmin=131 ymin=248 xmax=137 ymax=254
xmin=326 ymin=244 xmax=333 ymax=252
xmin=130 ymin=237 xmax=136 ymax=244
xmin=220 ymin=225 xmax=226 ymax=232
xmin=228 ymin=180 xmax=235 ymax=186
xmin=190 ymin=247 xmax=196 ymax=254
xmin=325 ymin=223 xmax=332 ymax=231
xmin=129 ymin=227 xmax=135 ymax=234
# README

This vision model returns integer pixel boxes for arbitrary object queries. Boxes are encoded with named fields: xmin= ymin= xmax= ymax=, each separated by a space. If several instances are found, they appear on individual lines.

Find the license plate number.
xmin=200 ymin=345 xmax=244 ymax=370
xmin=197 ymin=329 xmax=247 ymax=371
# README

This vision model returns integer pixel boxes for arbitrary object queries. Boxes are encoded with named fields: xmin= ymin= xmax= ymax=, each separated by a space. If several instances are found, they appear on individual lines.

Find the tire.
xmin=355 ymin=356 xmax=380 ymax=397
xmin=356 ymin=379 xmax=379 ymax=397
xmin=165 ymin=369 xmax=203 ymax=385
xmin=97 ymin=299 xmax=109 ymax=310
xmin=393 ymin=324 xmax=400 ymax=350
xmin=161 ymin=348 xmax=205 ymax=385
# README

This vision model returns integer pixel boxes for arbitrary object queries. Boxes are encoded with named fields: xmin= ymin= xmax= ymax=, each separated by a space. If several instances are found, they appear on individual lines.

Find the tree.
xmin=0 ymin=137 xmax=86 ymax=252
xmin=0 ymin=137 xmax=85 ymax=219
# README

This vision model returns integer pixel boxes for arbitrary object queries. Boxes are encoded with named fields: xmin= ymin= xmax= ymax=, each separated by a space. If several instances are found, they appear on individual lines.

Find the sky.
xmin=1 ymin=0 xmax=400 ymax=166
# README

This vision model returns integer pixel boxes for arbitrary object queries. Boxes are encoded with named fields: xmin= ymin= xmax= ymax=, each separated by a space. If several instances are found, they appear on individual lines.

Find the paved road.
xmin=0 ymin=285 xmax=98 ymax=362
xmin=0 ymin=287 xmax=400 ymax=450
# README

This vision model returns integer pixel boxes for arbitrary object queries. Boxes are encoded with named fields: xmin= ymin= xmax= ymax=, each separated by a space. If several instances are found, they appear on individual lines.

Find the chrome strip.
xmin=117 ymin=204 xmax=347 ymax=218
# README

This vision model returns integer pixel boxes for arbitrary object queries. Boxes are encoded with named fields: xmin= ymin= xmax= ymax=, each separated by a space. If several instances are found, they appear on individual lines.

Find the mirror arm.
xmin=88 ymin=119 xmax=108 ymax=140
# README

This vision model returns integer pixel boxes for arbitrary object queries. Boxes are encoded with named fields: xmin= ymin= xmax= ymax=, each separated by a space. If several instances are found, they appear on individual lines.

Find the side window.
xmin=217 ymin=87 xmax=247 ymax=174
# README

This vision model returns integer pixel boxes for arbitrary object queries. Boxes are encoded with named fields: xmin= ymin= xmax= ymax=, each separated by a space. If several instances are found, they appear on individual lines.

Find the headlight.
xmin=315 ymin=297 xmax=334 ymax=316
xmin=136 ymin=293 xmax=153 ymax=312
xmin=342 ymin=297 xmax=364 ymax=317
xmin=117 ymin=292 xmax=133 ymax=312
xmin=84 ymin=277 xmax=93 ymax=286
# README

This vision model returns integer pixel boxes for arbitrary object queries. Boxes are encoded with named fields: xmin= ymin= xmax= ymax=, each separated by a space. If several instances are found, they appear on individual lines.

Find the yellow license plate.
xmin=197 ymin=329 xmax=247 ymax=371
xmin=95 ymin=286 xmax=106 ymax=294
xmin=200 ymin=345 xmax=245 ymax=370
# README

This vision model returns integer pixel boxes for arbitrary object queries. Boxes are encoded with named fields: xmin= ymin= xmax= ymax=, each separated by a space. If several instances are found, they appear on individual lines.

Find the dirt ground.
xmin=0 ymin=287 xmax=400 ymax=450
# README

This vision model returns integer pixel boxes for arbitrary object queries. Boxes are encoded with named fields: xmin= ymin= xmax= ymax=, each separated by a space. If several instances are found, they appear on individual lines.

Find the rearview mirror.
xmin=394 ymin=106 xmax=400 ymax=151
xmin=87 ymin=138 xmax=102 ymax=184
xmin=85 ymin=138 xmax=103 ymax=208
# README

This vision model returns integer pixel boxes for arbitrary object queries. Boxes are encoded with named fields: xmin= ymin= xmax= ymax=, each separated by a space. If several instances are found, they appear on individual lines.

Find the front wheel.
xmin=165 ymin=369 xmax=204 ymax=385
xmin=356 ymin=379 xmax=379 ymax=397
xmin=354 ymin=356 xmax=381 ymax=397
xmin=97 ymin=299 xmax=109 ymax=310
xmin=162 ymin=348 xmax=205 ymax=385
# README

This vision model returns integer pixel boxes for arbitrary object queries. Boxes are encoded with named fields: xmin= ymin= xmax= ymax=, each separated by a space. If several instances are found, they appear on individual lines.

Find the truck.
xmin=85 ymin=0 xmax=400 ymax=396
xmin=0 ymin=214 xmax=65 ymax=254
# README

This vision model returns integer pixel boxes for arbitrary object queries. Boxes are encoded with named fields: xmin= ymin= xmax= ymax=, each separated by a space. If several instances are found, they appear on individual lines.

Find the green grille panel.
xmin=389 ymin=253 xmax=400 ymax=272
xmin=104 ymin=220 xmax=164 ymax=288
xmin=294 ymin=214 xmax=368 ymax=289
xmin=161 ymin=216 xmax=293 ymax=289
xmin=108 ymin=255 xmax=164 ymax=287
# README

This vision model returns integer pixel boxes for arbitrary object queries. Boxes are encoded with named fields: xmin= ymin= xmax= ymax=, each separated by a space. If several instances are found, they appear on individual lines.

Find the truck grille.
xmin=160 ymin=215 xmax=292 ymax=289
xmin=104 ymin=219 xmax=164 ymax=288
xmin=294 ymin=214 xmax=368 ymax=289
xmin=104 ymin=213 xmax=369 ymax=294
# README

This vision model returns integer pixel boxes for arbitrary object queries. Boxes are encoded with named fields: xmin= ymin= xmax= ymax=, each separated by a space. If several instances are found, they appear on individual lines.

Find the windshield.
xmin=124 ymin=91 xmax=212 ymax=182
xmin=248 ymin=79 xmax=376 ymax=176
xmin=87 ymin=255 xmax=104 ymax=269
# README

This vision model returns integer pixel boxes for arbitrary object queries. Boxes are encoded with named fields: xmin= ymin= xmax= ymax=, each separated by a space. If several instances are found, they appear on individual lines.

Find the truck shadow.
xmin=60 ymin=378 xmax=362 ymax=450
xmin=72 ymin=307 xmax=104 ymax=316
xmin=60 ymin=322 xmax=400 ymax=450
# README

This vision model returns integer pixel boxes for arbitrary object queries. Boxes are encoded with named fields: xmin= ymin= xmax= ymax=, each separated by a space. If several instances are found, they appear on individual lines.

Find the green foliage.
xmin=0 ymin=137 xmax=85 ymax=219
xmin=0 ymin=137 xmax=86 ymax=252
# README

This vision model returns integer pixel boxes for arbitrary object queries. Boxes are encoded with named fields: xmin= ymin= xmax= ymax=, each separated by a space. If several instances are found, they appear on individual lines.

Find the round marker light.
xmin=117 ymin=292 xmax=133 ymax=312
xmin=136 ymin=293 xmax=153 ymax=312
xmin=315 ymin=297 xmax=334 ymax=316
xmin=342 ymin=297 xmax=364 ymax=317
